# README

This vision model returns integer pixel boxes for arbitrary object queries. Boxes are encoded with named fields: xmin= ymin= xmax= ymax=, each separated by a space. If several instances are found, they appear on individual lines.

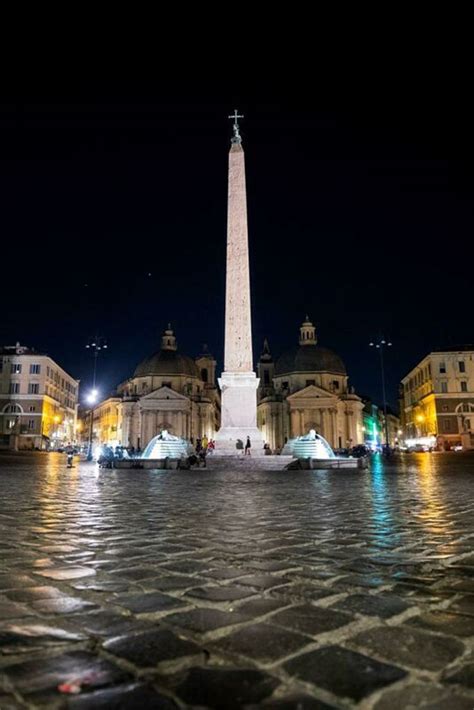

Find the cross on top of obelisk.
xmin=228 ymin=109 xmax=244 ymax=144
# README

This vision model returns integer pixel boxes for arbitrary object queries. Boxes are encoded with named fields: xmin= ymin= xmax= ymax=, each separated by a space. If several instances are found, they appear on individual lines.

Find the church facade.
xmin=257 ymin=318 xmax=364 ymax=450
xmin=117 ymin=327 xmax=219 ymax=448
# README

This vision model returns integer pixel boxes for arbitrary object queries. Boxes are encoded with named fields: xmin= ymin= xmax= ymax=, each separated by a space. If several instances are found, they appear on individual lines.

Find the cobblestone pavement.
xmin=1 ymin=453 xmax=474 ymax=708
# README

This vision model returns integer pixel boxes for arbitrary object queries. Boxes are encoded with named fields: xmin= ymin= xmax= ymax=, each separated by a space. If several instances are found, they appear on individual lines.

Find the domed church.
xmin=257 ymin=318 xmax=364 ymax=450
xmin=115 ymin=326 xmax=219 ymax=448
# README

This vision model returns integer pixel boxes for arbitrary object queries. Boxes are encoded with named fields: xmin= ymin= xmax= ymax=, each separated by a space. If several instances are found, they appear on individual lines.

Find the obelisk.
xmin=215 ymin=111 xmax=264 ymax=454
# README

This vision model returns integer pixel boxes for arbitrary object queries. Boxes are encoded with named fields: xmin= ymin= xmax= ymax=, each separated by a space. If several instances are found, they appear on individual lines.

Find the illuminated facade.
xmin=78 ymin=397 xmax=122 ymax=449
xmin=86 ymin=327 xmax=219 ymax=450
xmin=362 ymin=400 xmax=400 ymax=449
xmin=257 ymin=319 xmax=364 ymax=450
xmin=400 ymin=346 xmax=474 ymax=450
xmin=0 ymin=343 xmax=79 ymax=449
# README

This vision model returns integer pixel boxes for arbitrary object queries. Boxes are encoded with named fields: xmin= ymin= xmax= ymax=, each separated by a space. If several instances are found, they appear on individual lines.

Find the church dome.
xmin=275 ymin=345 xmax=347 ymax=376
xmin=133 ymin=350 xmax=199 ymax=378
xmin=133 ymin=326 xmax=200 ymax=378
xmin=275 ymin=318 xmax=347 ymax=376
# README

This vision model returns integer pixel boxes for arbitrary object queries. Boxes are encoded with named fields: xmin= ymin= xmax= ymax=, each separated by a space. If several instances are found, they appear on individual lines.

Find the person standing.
xmin=245 ymin=436 xmax=251 ymax=455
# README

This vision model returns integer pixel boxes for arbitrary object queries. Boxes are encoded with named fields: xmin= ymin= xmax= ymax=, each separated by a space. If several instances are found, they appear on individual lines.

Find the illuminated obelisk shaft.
xmin=216 ymin=111 xmax=263 ymax=453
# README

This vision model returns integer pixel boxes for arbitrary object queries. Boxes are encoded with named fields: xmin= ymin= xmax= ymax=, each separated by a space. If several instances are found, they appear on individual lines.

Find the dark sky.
xmin=1 ymin=81 xmax=473 ymax=409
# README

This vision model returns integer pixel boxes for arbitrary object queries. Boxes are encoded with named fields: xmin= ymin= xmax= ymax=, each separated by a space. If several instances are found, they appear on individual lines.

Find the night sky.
xmin=2 ymin=82 xmax=473 ymax=410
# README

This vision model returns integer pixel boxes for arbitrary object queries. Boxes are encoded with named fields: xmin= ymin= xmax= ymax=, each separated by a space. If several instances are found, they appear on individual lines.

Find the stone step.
xmin=206 ymin=455 xmax=293 ymax=471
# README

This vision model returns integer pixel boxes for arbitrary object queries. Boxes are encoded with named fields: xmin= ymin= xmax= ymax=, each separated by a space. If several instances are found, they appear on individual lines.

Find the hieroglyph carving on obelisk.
xmin=216 ymin=111 xmax=264 ymax=452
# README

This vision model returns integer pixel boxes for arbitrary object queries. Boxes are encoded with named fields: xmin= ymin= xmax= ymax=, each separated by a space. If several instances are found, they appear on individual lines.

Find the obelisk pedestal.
xmin=215 ymin=113 xmax=264 ymax=456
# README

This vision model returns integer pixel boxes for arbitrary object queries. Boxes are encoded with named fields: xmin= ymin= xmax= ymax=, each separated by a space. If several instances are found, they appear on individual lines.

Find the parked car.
xmin=350 ymin=445 xmax=369 ymax=458
xmin=407 ymin=443 xmax=431 ymax=452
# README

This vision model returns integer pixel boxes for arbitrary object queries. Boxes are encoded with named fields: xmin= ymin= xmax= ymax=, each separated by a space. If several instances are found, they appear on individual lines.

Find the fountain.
xmin=141 ymin=430 xmax=193 ymax=460
xmin=113 ymin=430 xmax=193 ymax=470
xmin=283 ymin=429 xmax=367 ymax=469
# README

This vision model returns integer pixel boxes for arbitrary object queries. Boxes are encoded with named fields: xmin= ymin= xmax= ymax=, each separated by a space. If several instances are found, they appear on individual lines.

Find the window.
xmin=465 ymin=419 xmax=471 ymax=430
xmin=5 ymin=404 xmax=21 ymax=413
xmin=441 ymin=382 xmax=448 ymax=393
xmin=29 ymin=405 xmax=36 ymax=412
xmin=200 ymin=368 xmax=208 ymax=383
xmin=282 ymin=381 xmax=289 ymax=390
xmin=9 ymin=383 xmax=20 ymax=394
xmin=46 ymin=366 xmax=50 ymax=377
xmin=306 ymin=379 xmax=315 ymax=387
xmin=7 ymin=419 xmax=16 ymax=429
xmin=443 ymin=419 xmax=451 ymax=432
xmin=264 ymin=370 xmax=271 ymax=385
xmin=28 ymin=419 xmax=35 ymax=430
xmin=162 ymin=382 xmax=172 ymax=389
xmin=439 ymin=363 xmax=446 ymax=374
xmin=459 ymin=361 xmax=466 ymax=373
xmin=333 ymin=380 xmax=340 ymax=390
xmin=10 ymin=363 xmax=21 ymax=374
xmin=28 ymin=383 xmax=39 ymax=394
xmin=461 ymin=381 xmax=468 ymax=392
xmin=29 ymin=364 xmax=41 ymax=374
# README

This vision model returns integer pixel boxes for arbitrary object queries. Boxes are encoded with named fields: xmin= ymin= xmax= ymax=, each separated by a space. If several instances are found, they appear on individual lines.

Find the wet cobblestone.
xmin=1 ymin=451 xmax=474 ymax=707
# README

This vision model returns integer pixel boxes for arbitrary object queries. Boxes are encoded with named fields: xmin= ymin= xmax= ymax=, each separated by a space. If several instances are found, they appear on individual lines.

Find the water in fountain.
xmin=141 ymin=430 xmax=193 ymax=459
xmin=282 ymin=429 xmax=336 ymax=459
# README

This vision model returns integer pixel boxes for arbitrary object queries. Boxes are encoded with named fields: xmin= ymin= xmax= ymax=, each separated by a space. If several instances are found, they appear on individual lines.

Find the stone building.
xmin=0 ymin=342 xmax=79 ymax=449
xmin=400 ymin=345 xmax=474 ymax=450
xmin=257 ymin=318 xmax=364 ymax=450
xmin=86 ymin=326 xmax=219 ymax=450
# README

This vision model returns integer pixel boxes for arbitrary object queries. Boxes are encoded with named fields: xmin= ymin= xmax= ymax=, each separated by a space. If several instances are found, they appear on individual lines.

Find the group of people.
xmin=177 ymin=435 xmax=216 ymax=470
xmin=236 ymin=436 xmax=252 ymax=454
xmin=97 ymin=444 xmax=140 ymax=468
xmin=195 ymin=436 xmax=215 ymax=455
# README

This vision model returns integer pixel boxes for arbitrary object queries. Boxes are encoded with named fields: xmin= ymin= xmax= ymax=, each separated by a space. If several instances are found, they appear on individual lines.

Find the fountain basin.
xmin=283 ymin=429 xmax=368 ymax=470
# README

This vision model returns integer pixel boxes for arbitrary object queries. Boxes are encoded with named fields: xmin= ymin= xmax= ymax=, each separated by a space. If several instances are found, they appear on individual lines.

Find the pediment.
xmin=141 ymin=386 xmax=189 ymax=402
xmin=286 ymin=384 xmax=338 ymax=401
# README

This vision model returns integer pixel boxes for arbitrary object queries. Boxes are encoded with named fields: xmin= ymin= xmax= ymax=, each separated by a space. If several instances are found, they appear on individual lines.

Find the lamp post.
xmin=84 ymin=337 xmax=107 ymax=462
xmin=86 ymin=389 xmax=98 ymax=461
xmin=369 ymin=338 xmax=392 ymax=448
xmin=85 ymin=336 xmax=107 ymax=390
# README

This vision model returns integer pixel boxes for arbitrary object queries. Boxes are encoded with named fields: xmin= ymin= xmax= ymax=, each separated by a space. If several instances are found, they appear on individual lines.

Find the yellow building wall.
xmin=411 ymin=393 xmax=437 ymax=436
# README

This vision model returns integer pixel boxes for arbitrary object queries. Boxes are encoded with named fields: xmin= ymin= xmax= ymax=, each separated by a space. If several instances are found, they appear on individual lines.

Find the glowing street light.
xmin=86 ymin=389 xmax=98 ymax=405
xmin=369 ymin=337 xmax=392 ymax=448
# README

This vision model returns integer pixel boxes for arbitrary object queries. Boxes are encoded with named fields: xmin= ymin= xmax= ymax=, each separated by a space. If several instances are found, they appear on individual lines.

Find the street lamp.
xmin=85 ymin=336 xmax=108 ymax=390
xmin=86 ymin=389 xmax=98 ymax=461
xmin=369 ymin=337 xmax=392 ymax=448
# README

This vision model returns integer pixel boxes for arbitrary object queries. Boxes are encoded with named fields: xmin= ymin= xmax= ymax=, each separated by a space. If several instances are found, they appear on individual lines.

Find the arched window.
xmin=3 ymin=404 xmax=22 ymax=414
xmin=456 ymin=402 xmax=474 ymax=414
